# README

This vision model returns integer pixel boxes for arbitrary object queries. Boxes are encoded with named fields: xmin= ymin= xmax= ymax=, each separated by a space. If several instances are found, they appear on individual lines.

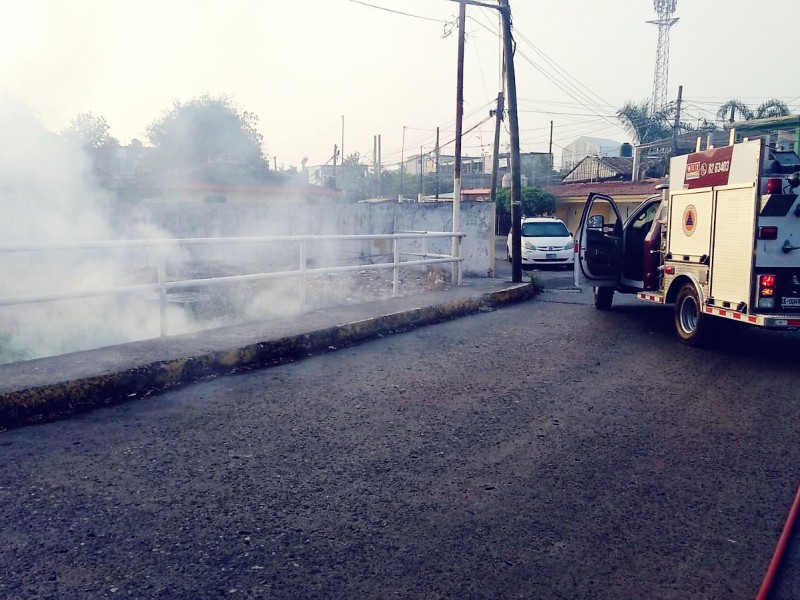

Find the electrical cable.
xmin=345 ymin=0 xmax=449 ymax=23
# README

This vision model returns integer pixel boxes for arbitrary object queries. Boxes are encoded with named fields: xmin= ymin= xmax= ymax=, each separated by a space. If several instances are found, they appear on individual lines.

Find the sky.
xmin=3 ymin=0 xmax=800 ymax=170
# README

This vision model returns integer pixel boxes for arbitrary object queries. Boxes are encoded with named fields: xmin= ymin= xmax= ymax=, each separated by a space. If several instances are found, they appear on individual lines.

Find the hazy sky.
xmin=4 ymin=0 xmax=799 ymax=169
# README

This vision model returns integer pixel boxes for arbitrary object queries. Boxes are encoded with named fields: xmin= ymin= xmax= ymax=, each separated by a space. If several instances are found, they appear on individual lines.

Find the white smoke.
xmin=0 ymin=99 xmax=202 ymax=363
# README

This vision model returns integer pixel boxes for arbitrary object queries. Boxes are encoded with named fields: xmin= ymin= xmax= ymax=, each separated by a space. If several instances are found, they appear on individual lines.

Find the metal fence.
xmin=0 ymin=232 xmax=464 ymax=336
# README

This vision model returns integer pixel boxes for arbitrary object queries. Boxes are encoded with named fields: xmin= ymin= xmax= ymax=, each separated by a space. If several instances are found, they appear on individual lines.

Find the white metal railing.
xmin=0 ymin=232 xmax=465 ymax=336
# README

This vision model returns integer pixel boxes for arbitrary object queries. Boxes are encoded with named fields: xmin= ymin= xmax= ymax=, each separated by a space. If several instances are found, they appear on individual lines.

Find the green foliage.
xmin=61 ymin=113 xmax=118 ymax=150
xmin=495 ymin=185 xmax=556 ymax=217
xmin=147 ymin=94 xmax=265 ymax=168
xmin=755 ymin=98 xmax=790 ymax=119
xmin=342 ymin=152 xmax=361 ymax=166
xmin=616 ymin=100 xmax=673 ymax=144
xmin=60 ymin=112 xmax=120 ymax=183
xmin=528 ymin=274 xmax=544 ymax=294
xmin=716 ymin=98 xmax=790 ymax=123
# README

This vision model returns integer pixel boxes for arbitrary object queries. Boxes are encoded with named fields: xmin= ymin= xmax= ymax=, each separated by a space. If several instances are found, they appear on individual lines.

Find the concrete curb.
xmin=0 ymin=282 xmax=535 ymax=429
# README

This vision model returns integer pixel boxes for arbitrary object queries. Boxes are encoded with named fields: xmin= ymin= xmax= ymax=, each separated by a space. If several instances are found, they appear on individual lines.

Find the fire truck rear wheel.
xmin=674 ymin=283 xmax=707 ymax=346
xmin=594 ymin=287 xmax=614 ymax=310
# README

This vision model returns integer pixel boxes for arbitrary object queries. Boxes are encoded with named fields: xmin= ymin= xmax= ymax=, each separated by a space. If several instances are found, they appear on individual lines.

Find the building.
xmin=562 ymin=156 xmax=635 ymax=184
xmin=560 ymin=136 xmax=625 ymax=172
xmin=491 ymin=151 xmax=553 ymax=186
xmin=732 ymin=115 xmax=800 ymax=153
xmin=547 ymin=180 xmax=664 ymax=234
xmin=631 ymin=130 xmax=730 ymax=181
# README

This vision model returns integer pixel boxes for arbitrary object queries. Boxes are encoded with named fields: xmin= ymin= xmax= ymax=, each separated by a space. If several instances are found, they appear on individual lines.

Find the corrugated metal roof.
xmin=544 ymin=180 xmax=664 ymax=199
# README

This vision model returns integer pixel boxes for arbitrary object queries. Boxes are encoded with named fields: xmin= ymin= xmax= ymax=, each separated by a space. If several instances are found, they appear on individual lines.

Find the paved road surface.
xmin=2 ymin=281 xmax=799 ymax=599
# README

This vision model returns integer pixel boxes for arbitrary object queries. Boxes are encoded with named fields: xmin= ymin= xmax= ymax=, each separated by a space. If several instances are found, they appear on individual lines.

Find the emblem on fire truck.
xmin=682 ymin=205 xmax=697 ymax=236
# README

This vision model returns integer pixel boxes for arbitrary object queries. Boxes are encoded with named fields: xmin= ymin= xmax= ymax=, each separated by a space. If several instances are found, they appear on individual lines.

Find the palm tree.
xmin=716 ymin=100 xmax=753 ymax=123
xmin=717 ymin=98 xmax=790 ymax=123
xmin=616 ymin=101 xmax=674 ymax=144
xmin=754 ymin=98 xmax=790 ymax=119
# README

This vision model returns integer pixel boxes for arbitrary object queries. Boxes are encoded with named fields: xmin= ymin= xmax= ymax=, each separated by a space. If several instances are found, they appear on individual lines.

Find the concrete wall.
xmin=116 ymin=200 xmax=495 ymax=278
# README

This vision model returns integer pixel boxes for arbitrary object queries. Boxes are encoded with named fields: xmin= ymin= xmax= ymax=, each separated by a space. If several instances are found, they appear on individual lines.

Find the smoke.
xmin=0 ymin=99 xmax=201 ymax=364
xmin=0 ymin=98 xmax=446 ymax=365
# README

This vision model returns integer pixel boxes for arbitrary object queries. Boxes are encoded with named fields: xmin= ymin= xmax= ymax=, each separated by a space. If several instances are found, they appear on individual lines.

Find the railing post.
xmin=392 ymin=237 xmax=400 ymax=297
xmin=299 ymin=239 xmax=307 ymax=309
xmin=457 ymin=234 xmax=463 ymax=285
xmin=157 ymin=249 xmax=167 ymax=336
xmin=422 ymin=235 xmax=428 ymax=259
xmin=450 ymin=233 xmax=462 ymax=286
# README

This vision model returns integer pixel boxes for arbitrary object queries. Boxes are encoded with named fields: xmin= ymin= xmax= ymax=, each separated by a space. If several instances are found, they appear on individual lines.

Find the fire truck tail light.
xmin=758 ymin=226 xmax=778 ymax=240
xmin=767 ymin=178 xmax=783 ymax=194
xmin=759 ymin=274 xmax=777 ymax=299
xmin=664 ymin=266 xmax=675 ymax=275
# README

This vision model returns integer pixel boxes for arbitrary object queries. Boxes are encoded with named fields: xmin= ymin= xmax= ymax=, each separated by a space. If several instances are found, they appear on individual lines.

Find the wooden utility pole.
xmin=489 ymin=91 xmax=505 ymax=207
xmin=499 ymin=0 xmax=523 ymax=283
xmin=400 ymin=126 xmax=406 ymax=200
xmin=672 ymin=85 xmax=683 ymax=155
xmin=548 ymin=120 xmax=554 ymax=187
xmin=452 ymin=0 xmax=466 ymax=285
xmin=377 ymin=135 xmax=382 ymax=197
xmin=435 ymin=127 xmax=441 ymax=200
xmin=333 ymin=144 xmax=338 ymax=185
xmin=419 ymin=146 xmax=424 ymax=199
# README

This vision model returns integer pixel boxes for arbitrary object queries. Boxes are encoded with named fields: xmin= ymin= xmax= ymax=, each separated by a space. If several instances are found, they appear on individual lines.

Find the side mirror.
xmin=587 ymin=215 xmax=605 ymax=230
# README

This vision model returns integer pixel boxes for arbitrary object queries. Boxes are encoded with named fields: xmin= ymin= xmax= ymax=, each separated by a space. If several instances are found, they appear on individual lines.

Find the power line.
xmin=345 ymin=0 xmax=449 ymax=23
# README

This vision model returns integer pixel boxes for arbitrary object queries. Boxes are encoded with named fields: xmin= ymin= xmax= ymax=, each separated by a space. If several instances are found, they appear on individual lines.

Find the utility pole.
xmin=548 ymin=120 xmax=554 ymax=187
xmin=489 ymin=91 xmax=505 ymax=208
xmin=499 ymin=0 xmax=523 ymax=283
xmin=400 ymin=125 xmax=406 ymax=200
xmin=435 ymin=127 xmax=440 ymax=200
xmin=671 ymin=84 xmax=683 ymax=156
xmin=332 ymin=144 xmax=338 ymax=185
xmin=453 ymin=0 xmax=466 ymax=285
xmin=341 ymin=115 xmax=345 ymax=164
xmin=419 ymin=146 xmax=424 ymax=199
xmin=377 ymin=135 xmax=382 ymax=197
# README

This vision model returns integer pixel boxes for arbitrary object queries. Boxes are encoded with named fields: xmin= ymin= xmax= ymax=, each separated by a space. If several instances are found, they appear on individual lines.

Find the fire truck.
xmin=574 ymin=134 xmax=800 ymax=345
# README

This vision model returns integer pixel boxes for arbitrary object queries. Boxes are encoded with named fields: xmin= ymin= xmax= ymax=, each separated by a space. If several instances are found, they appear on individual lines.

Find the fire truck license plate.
xmin=546 ymin=253 xmax=556 ymax=259
xmin=781 ymin=297 xmax=800 ymax=307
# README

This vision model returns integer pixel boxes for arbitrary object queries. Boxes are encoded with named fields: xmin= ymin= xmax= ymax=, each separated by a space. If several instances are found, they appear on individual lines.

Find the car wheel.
xmin=594 ymin=287 xmax=614 ymax=310
xmin=674 ymin=283 xmax=708 ymax=346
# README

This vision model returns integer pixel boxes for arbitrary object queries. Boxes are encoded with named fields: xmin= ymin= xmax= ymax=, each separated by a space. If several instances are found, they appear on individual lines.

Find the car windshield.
xmin=521 ymin=222 xmax=569 ymax=237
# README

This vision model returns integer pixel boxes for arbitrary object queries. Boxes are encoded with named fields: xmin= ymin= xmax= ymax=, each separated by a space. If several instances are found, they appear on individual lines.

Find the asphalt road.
xmin=2 ymin=270 xmax=799 ymax=599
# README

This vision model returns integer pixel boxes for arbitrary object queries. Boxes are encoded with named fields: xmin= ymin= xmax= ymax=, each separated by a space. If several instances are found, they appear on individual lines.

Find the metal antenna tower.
xmin=648 ymin=0 xmax=679 ymax=116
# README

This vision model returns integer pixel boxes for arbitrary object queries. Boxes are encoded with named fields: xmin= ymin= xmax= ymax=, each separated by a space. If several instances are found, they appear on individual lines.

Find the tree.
xmin=342 ymin=152 xmax=361 ymax=166
xmin=62 ymin=112 xmax=117 ymax=150
xmin=61 ymin=112 xmax=120 ymax=183
xmin=716 ymin=100 xmax=753 ymax=123
xmin=496 ymin=186 xmax=556 ymax=217
xmin=755 ymin=98 xmax=790 ymax=119
xmin=716 ymin=98 xmax=790 ymax=123
xmin=616 ymin=100 xmax=675 ymax=145
xmin=147 ymin=94 xmax=265 ymax=169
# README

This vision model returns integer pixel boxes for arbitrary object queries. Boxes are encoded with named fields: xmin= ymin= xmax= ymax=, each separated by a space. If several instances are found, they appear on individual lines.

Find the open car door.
xmin=574 ymin=193 xmax=624 ymax=288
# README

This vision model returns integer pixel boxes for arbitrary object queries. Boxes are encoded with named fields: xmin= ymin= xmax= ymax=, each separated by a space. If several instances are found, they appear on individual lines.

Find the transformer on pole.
xmin=648 ymin=0 xmax=678 ymax=116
